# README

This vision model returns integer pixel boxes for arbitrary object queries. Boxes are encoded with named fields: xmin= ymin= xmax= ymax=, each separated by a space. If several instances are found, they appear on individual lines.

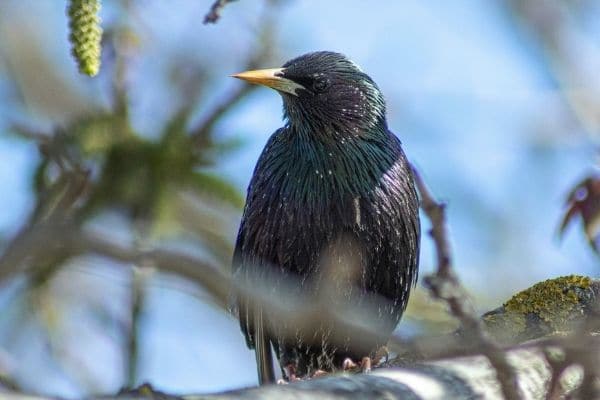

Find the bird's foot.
xmin=278 ymin=367 xmax=327 ymax=383
xmin=281 ymin=364 xmax=301 ymax=383
xmin=310 ymin=369 xmax=328 ymax=379
xmin=342 ymin=357 xmax=372 ymax=373
xmin=342 ymin=357 xmax=358 ymax=371
xmin=373 ymin=346 xmax=389 ymax=365
xmin=360 ymin=356 xmax=372 ymax=373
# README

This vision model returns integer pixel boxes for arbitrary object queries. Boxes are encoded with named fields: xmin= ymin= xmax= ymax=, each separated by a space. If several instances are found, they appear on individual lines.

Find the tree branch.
xmin=204 ymin=0 xmax=238 ymax=24
xmin=3 ymin=339 xmax=596 ymax=399
xmin=2 ymin=166 xmax=597 ymax=399
xmin=411 ymin=166 xmax=522 ymax=400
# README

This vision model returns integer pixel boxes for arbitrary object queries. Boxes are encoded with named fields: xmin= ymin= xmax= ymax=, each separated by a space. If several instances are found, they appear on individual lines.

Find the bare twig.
xmin=0 ymin=374 xmax=21 ymax=392
xmin=203 ymin=0 xmax=238 ymax=24
xmin=125 ymin=266 xmax=149 ymax=388
xmin=411 ymin=166 xmax=522 ymax=400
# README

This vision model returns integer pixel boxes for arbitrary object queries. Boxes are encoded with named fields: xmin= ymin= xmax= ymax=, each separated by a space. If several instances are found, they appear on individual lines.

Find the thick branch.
xmin=2 ymin=341 xmax=592 ymax=399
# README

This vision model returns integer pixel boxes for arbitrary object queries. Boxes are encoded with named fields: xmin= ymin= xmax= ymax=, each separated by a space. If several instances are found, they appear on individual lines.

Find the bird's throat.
xmin=281 ymin=127 xmax=395 ymax=202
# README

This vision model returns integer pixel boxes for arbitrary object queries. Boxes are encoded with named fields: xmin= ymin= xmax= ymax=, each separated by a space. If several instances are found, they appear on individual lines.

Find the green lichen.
xmin=67 ymin=0 xmax=102 ymax=76
xmin=504 ymin=275 xmax=590 ymax=326
xmin=483 ymin=275 xmax=592 ymax=342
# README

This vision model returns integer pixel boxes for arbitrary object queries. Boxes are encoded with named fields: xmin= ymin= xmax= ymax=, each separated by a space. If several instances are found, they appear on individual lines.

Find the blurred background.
xmin=0 ymin=0 xmax=598 ymax=398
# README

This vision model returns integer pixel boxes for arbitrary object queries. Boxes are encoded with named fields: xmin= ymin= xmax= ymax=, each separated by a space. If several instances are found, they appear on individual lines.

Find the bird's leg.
xmin=360 ymin=356 xmax=372 ymax=373
xmin=310 ymin=369 xmax=328 ymax=379
xmin=282 ymin=364 xmax=300 ymax=382
xmin=342 ymin=357 xmax=358 ymax=371
xmin=373 ymin=346 xmax=389 ymax=365
xmin=342 ymin=356 xmax=373 ymax=373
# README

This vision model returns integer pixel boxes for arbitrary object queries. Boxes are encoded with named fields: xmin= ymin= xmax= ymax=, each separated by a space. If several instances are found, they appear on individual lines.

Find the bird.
xmin=231 ymin=51 xmax=420 ymax=384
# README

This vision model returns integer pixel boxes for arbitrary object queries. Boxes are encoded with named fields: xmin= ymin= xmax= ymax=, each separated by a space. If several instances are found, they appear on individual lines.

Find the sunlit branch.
xmin=411 ymin=166 xmax=522 ymax=400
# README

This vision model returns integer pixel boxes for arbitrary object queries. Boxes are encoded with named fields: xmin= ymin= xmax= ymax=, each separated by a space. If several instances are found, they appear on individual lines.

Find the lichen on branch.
xmin=483 ymin=275 xmax=596 ymax=344
xmin=67 ymin=0 xmax=103 ymax=76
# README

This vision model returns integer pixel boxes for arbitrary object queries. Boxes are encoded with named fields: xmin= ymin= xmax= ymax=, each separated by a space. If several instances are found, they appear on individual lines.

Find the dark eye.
xmin=313 ymin=77 xmax=329 ymax=93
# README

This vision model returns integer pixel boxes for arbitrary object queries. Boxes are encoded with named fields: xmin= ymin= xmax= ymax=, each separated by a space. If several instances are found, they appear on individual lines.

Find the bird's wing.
xmin=232 ymin=221 xmax=253 ymax=346
xmin=232 ymin=128 xmax=282 ymax=346
xmin=232 ymin=128 xmax=286 ymax=383
xmin=233 ymin=224 xmax=276 ymax=384
xmin=389 ymin=131 xmax=421 ymax=289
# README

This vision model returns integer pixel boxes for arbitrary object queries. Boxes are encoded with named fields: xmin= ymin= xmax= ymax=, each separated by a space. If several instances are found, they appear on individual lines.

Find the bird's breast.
xmin=242 ymin=132 xmax=416 ymax=282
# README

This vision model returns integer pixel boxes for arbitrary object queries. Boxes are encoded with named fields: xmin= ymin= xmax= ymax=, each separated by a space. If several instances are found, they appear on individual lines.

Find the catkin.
xmin=67 ymin=0 xmax=102 ymax=76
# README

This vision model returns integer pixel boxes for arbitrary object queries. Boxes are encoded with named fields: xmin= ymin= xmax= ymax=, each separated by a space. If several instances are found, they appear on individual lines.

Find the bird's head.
xmin=232 ymin=51 xmax=387 ymax=136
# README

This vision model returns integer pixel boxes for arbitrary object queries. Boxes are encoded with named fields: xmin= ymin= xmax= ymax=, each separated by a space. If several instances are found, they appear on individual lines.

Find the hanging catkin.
xmin=67 ymin=0 xmax=102 ymax=76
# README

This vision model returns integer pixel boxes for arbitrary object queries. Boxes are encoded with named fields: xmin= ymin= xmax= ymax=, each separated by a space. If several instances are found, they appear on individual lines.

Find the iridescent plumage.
xmin=232 ymin=51 xmax=420 ymax=383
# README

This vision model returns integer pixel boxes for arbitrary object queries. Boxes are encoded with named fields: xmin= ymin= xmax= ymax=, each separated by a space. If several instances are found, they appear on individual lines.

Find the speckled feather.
xmin=232 ymin=52 xmax=420 ymax=381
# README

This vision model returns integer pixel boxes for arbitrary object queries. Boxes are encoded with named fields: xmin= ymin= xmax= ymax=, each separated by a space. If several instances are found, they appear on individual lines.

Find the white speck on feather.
xmin=354 ymin=197 xmax=361 ymax=226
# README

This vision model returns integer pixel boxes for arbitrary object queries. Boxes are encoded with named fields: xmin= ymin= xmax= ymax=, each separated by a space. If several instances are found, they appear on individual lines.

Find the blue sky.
xmin=0 ymin=0 xmax=598 ymax=396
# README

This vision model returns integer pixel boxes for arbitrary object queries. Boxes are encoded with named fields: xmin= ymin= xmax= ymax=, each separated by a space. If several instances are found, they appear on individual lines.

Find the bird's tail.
xmin=255 ymin=309 xmax=275 ymax=384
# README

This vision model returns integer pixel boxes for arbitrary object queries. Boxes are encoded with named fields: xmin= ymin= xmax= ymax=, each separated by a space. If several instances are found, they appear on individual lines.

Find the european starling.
xmin=232 ymin=51 xmax=420 ymax=384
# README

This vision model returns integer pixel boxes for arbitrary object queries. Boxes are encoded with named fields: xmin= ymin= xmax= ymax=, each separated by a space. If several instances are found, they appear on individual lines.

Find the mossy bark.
xmin=482 ymin=275 xmax=598 ymax=344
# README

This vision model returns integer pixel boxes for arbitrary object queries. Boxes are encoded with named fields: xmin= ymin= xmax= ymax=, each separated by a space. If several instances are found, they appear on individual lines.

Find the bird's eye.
xmin=312 ymin=78 xmax=329 ymax=93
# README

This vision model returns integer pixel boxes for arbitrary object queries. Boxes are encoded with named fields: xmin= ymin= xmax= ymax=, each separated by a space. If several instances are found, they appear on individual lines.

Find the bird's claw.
xmin=283 ymin=364 xmax=301 ymax=382
xmin=311 ymin=369 xmax=328 ymax=379
xmin=361 ymin=356 xmax=372 ymax=373
xmin=342 ymin=357 xmax=358 ymax=370
xmin=342 ymin=357 xmax=372 ymax=373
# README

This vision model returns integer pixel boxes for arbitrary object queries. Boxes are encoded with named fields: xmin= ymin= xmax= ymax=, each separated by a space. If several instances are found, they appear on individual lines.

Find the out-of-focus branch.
xmin=504 ymin=1 xmax=600 ymax=135
xmin=192 ymin=1 xmax=279 ymax=149
xmin=203 ymin=0 xmax=238 ymax=24
xmin=191 ymin=83 xmax=258 ymax=150
xmin=74 ymin=230 xmax=231 ymax=307
xmin=2 ymin=168 xmax=597 ymax=399
xmin=125 ymin=266 xmax=149 ymax=388
xmin=0 ymin=341 xmax=593 ymax=399
xmin=505 ymin=2 xmax=600 ymax=389
xmin=11 ymin=125 xmax=91 ymax=226
xmin=0 ymin=142 xmax=89 ymax=283
xmin=3 ymin=310 xmax=600 ymax=400
xmin=2 ymin=209 xmax=600 ymax=398
xmin=0 ymin=373 xmax=21 ymax=393
xmin=0 ymin=216 xmax=416 ymax=371
xmin=411 ymin=166 xmax=522 ymax=400
xmin=77 ymin=230 xmax=395 ymax=355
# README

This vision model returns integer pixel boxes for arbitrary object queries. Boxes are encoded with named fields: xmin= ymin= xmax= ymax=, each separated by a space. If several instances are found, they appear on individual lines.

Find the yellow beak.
xmin=231 ymin=68 xmax=305 ymax=96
